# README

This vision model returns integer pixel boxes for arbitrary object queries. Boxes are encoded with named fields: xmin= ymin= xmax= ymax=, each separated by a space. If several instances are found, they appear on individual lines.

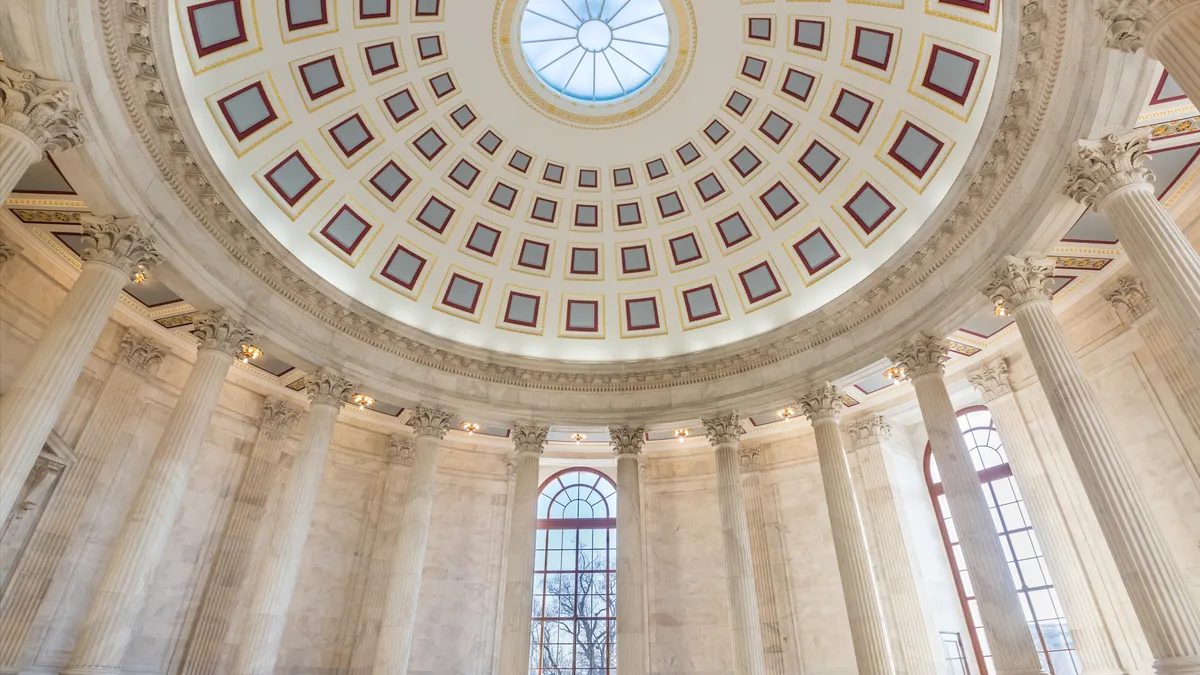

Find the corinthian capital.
xmin=968 ymin=359 xmax=1013 ymax=403
xmin=304 ymin=368 xmax=357 ymax=408
xmin=408 ymin=405 xmax=455 ymax=439
xmin=701 ymin=413 xmax=744 ymax=447
xmin=1105 ymin=276 xmax=1157 ymax=325
xmin=608 ymin=425 xmax=645 ymax=456
xmin=0 ymin=63 xmax=87 ymax=152
xmin=79 ymin=214 xmax=162 ymax=278
xmin=798 ymin=383 xmax=844 ymax=423
xmin=259 ymin=399 xmax=300 ymax=435
xmin=1065 ymin=131 xmax=1154 ymax=207
xmin=116 ymin=327 xmax=164 ymax=377
xmin=738 ymin=446 xmax=761 ymax=472
xmin=845 ymin=415 xmax=890 ymax=450
xmin=983 ymin=254 xmax=1055 ymax=314
xmin=387 ymin=434 xmax=416 ymax=466
xmin=512 ymin=424 xmax=549 ymax=455
xmin=889 ymin=334 xmax=950 ymax=379
xmin=0 ymin=238 xmax=21 ymax=268
xmin=190 ymin=309 xmax=256 ymax=357
xmin=1097 ymin=0 xmax=1155 ymax=52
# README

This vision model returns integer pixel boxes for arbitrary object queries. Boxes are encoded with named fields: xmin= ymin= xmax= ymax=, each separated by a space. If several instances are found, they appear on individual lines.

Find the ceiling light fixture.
xmin=993 ymin=301 xmax=1008 ymax=317
xmin=133 ymin=271 xmax=147 ymax=283
xmin=775 ymin=407 xmax=797 ymax=423
xmin=569 ymin=432 xmax=587 ymax=445
xmin=673 ymin=428 xmax=690 ymax=443
xmin=884 ymin=366 xmax=905 ymax=383
xmin=461 ymin=422 xmax=481 ymax=435
xmin=352 ymin=394 xmax=375 ymax=411
xmin=239 ymin=344 xmax=262 ymax=363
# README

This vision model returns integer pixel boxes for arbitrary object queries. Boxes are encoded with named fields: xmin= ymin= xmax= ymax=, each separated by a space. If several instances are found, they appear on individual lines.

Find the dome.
xmin=167 ymin=0 xmax=1002 ymax=362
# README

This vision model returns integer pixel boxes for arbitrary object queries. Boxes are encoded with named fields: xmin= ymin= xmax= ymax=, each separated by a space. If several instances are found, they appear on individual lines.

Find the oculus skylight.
xmin=519 ymin=0 xmax=671 ymax=103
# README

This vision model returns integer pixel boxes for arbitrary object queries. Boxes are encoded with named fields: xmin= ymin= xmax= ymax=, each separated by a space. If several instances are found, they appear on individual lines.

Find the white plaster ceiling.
xmin=168 ymin=0 xmax=1003 ymax=362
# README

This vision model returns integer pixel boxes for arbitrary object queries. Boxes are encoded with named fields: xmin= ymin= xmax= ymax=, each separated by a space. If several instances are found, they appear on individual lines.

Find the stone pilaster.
xmin=497 ymin=424 xmax=549 ymax=675
xmin=231 ymin=370 xmax=354 ymax=675
xmin=0 ymin=238 xmax=20 ymax=269
xmin=702 ymin=413 xmax=767 ymax=675
xmin=0 ymin=215 xmax=160 ymax=521
xmin=610 ymin=425 xmax=648 ymax=675
xmin=63 ymin=310 xmax=252 ymax=675
xmin=1097 ymin=0 xmax=1200 ymax=105
xmin=800 ymin=385 xmax=895 ymax=675
xmin=1066 ymin=130 xmax=1200 ymax=380
xmin=845 ymin=414 xmax=940 ymax=675
xmin=180 ymin=399 xmax=299 ymax=675
xmin=1106 ymin=276 xmax=1200 ymax=473
xmin=891 ymin=334 xmax=1048 ymax=675
xmin=0 ymin=328 xmax=163 ymax=668
xmin=985 ymin=255 xmax=1200 ymax=675
xmin=373 ymin=405 xmax=455 ymax=675
xmin=348 ymin=435 xmax=415 ymax=675
xmin=0 ymin=62 xmax=87 ymax=203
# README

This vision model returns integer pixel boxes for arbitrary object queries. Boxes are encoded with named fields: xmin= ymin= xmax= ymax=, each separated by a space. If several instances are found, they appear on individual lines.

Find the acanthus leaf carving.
xmin=79 ymin=214 xmax=162 ymax=278
xmin=1064 ymin=130 xmax=1154 ymax=207
xmin=387 ymin=434 xmax=416 ymax=466
xmin=983 ymin=253 xmax=1055 ymax=315
xmin=303 ymin=368 xmax=356 ymax=408
xmin=407 ymin=405 xmax=456 ymax=440
xmin=889 ymin=334 xmax=951 ymax=380
xmin=701 ymin=413 xmax=744 ymax=447
xmin=0 ymin=61 xmax=88 ymax=152
xmin=845 ymin=414 xmax=890 ymax=450
xmin=968 ymin=359 xmax=1014 ymax=403
xmin=798 ymin=383 xmax=844 ymax=423
xmin=259 ymin=399 xmax=300 ymax=435
xmin=1105 ymin=275 xmax=1157 ymax=325
xmin=512 ymin=424 xmax=549 ymax=454
xmin=116 ymin=327 xmax=165 ymax=377
xmin=190 ymin=309 xmax=256 ymax=358
xmin=608 ymin=425 xmax=645 ymax=456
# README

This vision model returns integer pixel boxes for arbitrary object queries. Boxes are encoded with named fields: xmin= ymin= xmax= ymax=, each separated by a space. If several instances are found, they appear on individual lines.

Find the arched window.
xmin=531 ymin=468 xmax=618 ymax=674
xmin=925 ymin=406 xmax=1079 ymax=675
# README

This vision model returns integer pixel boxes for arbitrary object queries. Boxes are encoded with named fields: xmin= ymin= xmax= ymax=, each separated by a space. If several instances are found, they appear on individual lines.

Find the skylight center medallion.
xmin=519 ymin=0 xmax=671 ymax=103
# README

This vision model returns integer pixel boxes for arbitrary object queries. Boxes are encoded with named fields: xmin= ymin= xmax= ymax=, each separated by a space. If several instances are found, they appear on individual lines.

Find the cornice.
xmin=100 ymin=0 xmax=1059 ymax=394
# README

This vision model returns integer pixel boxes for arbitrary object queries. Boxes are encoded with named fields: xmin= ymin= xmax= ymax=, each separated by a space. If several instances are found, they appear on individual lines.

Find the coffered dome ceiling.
xmin=168 ymin=0 xmax=1001 ymax=361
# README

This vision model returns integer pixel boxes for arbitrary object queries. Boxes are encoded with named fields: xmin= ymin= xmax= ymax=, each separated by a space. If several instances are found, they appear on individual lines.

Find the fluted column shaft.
xmin=498 ymin=426 xmax=548 ymax=675
xmin=0 ymin=330 xmax=163 ymax=667
xmin=63 ymin=348 xmax=233 ymax=673
xmin=231 ymin=375 xmax=350 ymax=675
xmin=740 ymin=449 xmax=786 ymax=675
xmin=0 ymin=125 xmax=40 ymax=202
xmin=373 ymin=407 xmax=453 ymax=675
xmin=847 ymin=416 xmax=940 ymax=675
xmin=802 ymin=387 xmax=895 ymax=675
xmin=180 ymin=401 xmax=297 ymax=675
xmin=895 ymin=336 xmax=1047 ymax=675
xmin=704 ymin=415 xmax=767 ymax=675
xmin=1101 ymin=1 xmax=1200 ymax=106
xmin=0 ymin=63 xmax=86 ymax=204
xmin=988 ymin=257 xmax=1200 ymax=675
xmin=611 ymin=426 xmax=648 ymax=675
xmin=970 ymin=362 xmax=1129 ymax=675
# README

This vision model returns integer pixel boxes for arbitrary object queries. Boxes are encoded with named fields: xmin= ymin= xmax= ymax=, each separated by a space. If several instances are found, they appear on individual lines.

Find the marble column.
xmin=0 ymin=62 xmax=86 ymax=203
xmin=985 ymin=255 xmax=1200 ymax=675
xmin=180 ymin=399 xmax=299 ymax=675
xmin=610 ymin=425 xmax=648 ymax=675
xmin=891 ymin=335 xmax=1048 ymax=675
xmin=738 ymin=446 xmax=789 ymax=675
xmin=497 ymin=424 xmax=549 ymax=675
xmin=1106 ymin=276 xmax=1200 ymax=471
xmin=1098 ymin=0 xmax=1200 ymax=105
xmin=231 ymin=369 xmax=354 ymax=675
xmin=373 ymin=405 xmax=455 ymax=675
xmin=0 ymin=215 xmax=160 ymax=521
xmin=0 ymin=329 xmax=164 ymax=667
xmin=1066 ymin=130 xmax=1200 ymax=373
xmin=845 ymin=415 xmax=940 ymax=675
xmin=969 ymin=359 xmax=1131 ymax=675
xmin=800 ymin=384 xmax=896 ymax=675
xmin=62 ymin=310 xmax=254 ymax=675
xmin=702 ymin=413 xmax=767 ymax=675
xmin=348 ymin=435 xmax=415 ymax=675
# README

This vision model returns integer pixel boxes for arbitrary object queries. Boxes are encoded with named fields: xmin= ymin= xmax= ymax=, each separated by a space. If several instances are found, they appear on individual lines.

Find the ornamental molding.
xmin=968 ymin=359 xmax=1014 ymax=403
xmin=889 ymin=334 xmax=951 ymax=379
xmin=407 ymin=405 xmax=456 ymax=440
xmin=387 ymin=434 xmax=416 ymax=466
xmin=845 ymin=415 xmax=890 ymax=449
xmin=89 ymin=0 xmax=1061 ymax=396
xmin=0 ymin=61 xmax=88 ymax=152
xmin=512 ymin=424 xmax=549 ymax=454
xmin=1104 ymin=275 xmax=1158 ymax=325
xmin=609 ymin=425 xmax=646 ymax=456
xmin=79 ymin=214 xmax=162 ymax=278
xmin=190 ymin=309 xmax=255 ymax=357
xmin=798 ymin=383 xmax=844 ymax=423
xmin=702 ymin=413 xmax=744 ymax=447
xmin=1064 ymin=130 xmax=1154 ymax=208
xmin=259 ymin=399 xmax=300 ymax=435
xmin=303 ymin=368 xmax=357 ymax=408
xmin=983 ymin=253 xmax=1055 ymax=314
xmin=116 ymin=327 xmax=164 ymax=377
